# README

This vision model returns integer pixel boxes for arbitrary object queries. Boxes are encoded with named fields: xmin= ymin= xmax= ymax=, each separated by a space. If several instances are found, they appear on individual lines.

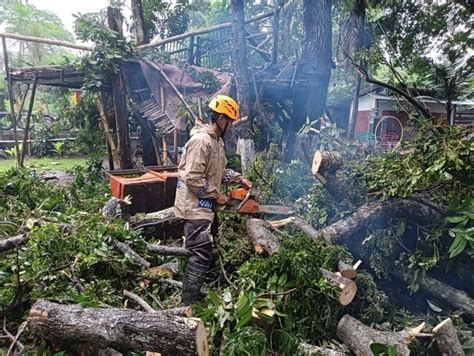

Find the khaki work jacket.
xmin=174 ymin=122 xmax=241 ymax=222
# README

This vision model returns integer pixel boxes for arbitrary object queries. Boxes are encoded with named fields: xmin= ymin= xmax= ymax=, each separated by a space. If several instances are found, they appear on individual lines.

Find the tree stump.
xmin=311 ymin=150 xmax=343 ymax=177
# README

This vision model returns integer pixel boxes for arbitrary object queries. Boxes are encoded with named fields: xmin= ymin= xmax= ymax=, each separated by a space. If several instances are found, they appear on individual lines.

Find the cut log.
xmin=246 ymin=218 xmax=280 ymax=256
xmin=433 ymin=318 xmax=465 ymax=356
xmin=28 ymin=299 xmax=208 ymax=355
xmin=311 ymin=150 xmax=343 ymax=177
xmin=131 ymin=207 xmax=183 ymax=230
xmin=320 ymin=268 xmax=357 ymax=305
xmin=337 ymin=314 xmax=424 ymax=356
xmin=0 ymin=234 xmax=28 ymax=252
xmin=420 ymin=275 xmax=474 ymax=319
xmin=299 ymin=342 xmax=348 ymax=356
xmin=337 ymin=260 xmax=360 ymax=280
xmin=293 ymin=217 xmax=319 ymax=239
xmin=112 ymin=239 xmax=150 ymax=268
xmin=148 ymin=260 xmax=180 ymax=278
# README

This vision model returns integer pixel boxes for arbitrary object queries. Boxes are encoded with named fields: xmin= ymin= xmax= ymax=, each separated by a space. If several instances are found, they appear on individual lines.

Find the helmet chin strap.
xmin=216 ymin=117 xmax=230 ymax=139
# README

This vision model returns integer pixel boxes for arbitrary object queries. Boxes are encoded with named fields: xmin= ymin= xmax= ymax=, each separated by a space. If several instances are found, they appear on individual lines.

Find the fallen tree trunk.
xmin=28 ymin=299 xmax=208 ymax=355
xmin=0 ymin=234 xmax=28 ymax=252
xmin=433 ymin=318 xmax=465 ymax=356
xmin=246 ymin=218 xmax=280 ymax=256
xmin=130 ymin=207 xmax=183 ymax=230
xmin=320 ymin=268 xmax=357 ymax=305
xmin=420 ymin=275 xmax=474 ymax=319
xmin=319 ymin=198 xmax=442 ymax=244
xmin=337 ymin=314 xmax=424 ymax=356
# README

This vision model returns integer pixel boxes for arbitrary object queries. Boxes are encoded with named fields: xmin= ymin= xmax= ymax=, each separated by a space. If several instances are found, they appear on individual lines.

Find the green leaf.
xmin=235 ymin=293 xmax=252 ymax=329
xmin=448 ymin=235 xmax=467 ymax=258
xmin=446 ymin=215 xmax=469 ymax=224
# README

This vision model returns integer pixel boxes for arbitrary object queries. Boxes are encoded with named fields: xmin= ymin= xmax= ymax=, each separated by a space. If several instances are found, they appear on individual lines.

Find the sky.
xmin=28 ymin=0 xmax=132 ymax=42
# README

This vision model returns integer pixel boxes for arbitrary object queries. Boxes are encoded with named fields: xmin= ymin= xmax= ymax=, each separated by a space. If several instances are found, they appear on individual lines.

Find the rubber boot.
xmin=181 ymin=260 xmax=208 ymax=305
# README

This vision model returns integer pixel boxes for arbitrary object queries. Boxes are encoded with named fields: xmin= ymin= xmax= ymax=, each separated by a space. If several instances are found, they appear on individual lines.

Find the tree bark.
xmin=320 ymin=268 xmax=357 ymax=305
xmin=246 ymin=218 xmax=280 ymax=256
xmin=28 ymin=300 xmax=208 ymax=355
xmin=420 ymin=275 xmax=474 ymax=319
xmin=231 ymin=0 xmax=255 ymax=172
xmin=319 ymin=198 xmax=443 ymax=244
xmin=147 ymin=245 xmax=191 ymax=257
xmin=337 ymin=314 xmax=422 ymax=356
xmin=130 ymin=207 xmax=183 ymax=230
xmin=131 ymin=0 xmax=147 ymax=45
xmin=299 ymin=342 xmax=348 ymax=356
xmin=0 ymin=234 xmax=28 ymax=252
xmin=311 ymin=151 xmax=344 ymax=177
xmin=292 ymin=0 xmax=332 ymax=131
xmin=433 ymin=318 xmax=465 ymax=356
xmin=108 ymin=6 xmax=132 ymax=169
xmin=338 ymin=261 xmax=358 ymax=280
xmin=112 ymin=239 xmax=150 ymax=268
xmin=347 ymin=74 xmax=361 ymax=138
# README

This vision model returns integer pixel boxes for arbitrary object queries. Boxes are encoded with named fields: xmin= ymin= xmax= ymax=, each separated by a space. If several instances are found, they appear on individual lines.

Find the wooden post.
xmin=14 ymin=84 xmax=30 ymax=156
xmin=162 ymin=136 xmax=168 ymax=166
xmin=271 ymin=5 xmax=280 ymax=64
xmin=19 ymin=76 xmax=38 ymax=166
xmin=173 ymin=129 xmax=178 ymax=164
xmin=188 ymin=35 xmax=195 ymax=65
xmin=2 ymin=36 xmax=20 ymax=164
xmin=107 ymin=7 xmax=132 ymax=169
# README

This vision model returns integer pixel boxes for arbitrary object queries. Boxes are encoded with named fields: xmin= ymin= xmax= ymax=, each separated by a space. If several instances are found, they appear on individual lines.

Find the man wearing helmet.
xmin=174 ymin=95 xmax=252 ymax=305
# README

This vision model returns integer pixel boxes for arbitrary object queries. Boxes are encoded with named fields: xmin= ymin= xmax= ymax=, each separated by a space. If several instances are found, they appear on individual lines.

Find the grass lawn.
xmin=0 ymin=157 xmax=88 ymax=172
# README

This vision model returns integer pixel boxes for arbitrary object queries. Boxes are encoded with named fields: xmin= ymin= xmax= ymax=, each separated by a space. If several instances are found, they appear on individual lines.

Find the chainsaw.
xmin=225 ymin=187 xmax=294 ymax=215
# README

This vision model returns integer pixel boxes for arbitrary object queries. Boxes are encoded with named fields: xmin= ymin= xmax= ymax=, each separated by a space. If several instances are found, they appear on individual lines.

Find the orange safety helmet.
xmin=208 ymin=95 xmax=240 ymax=121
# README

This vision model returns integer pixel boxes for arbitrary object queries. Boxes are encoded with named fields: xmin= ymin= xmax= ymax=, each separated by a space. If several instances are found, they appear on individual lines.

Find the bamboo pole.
xmin=272 ymin=6 xmax=280 ymax=63
xmin=19 ymin=76 xmax=38 ymax=166
xmin=0 ymin=33 xmax=92 ymax=51
xmin=2 ymin=36 xmax=20 ymax=164
xmin=137 ymin=12 xmax=274 ymax=50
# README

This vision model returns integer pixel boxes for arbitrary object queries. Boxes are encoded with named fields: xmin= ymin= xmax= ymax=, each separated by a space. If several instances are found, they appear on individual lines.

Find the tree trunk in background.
xmin=131 ymin=0 xmax=148 ymax=45
xmin=347 ymin=75 xmax=361 ymax=138
xmin=292 ymin=0 xmax=332 ymax=132
xmin=108 ymin=6 xmax=132 ymax=169
xmin=231 ymin=0 xmax=254 ymax=174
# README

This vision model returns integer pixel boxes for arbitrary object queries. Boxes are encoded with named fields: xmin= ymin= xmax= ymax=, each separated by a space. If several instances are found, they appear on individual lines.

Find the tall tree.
xmin=230 ymin=0 xmax=254 ymax=173
xmin=292 ymin=0 xmax=333 ymax=131
xmin=131 ymin=0 xmax=148 ymax=45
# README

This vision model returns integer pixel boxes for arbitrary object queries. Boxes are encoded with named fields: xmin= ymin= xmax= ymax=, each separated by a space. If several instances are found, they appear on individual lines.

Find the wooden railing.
xmin=138 ymin=11 xmax=276 ymax=69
